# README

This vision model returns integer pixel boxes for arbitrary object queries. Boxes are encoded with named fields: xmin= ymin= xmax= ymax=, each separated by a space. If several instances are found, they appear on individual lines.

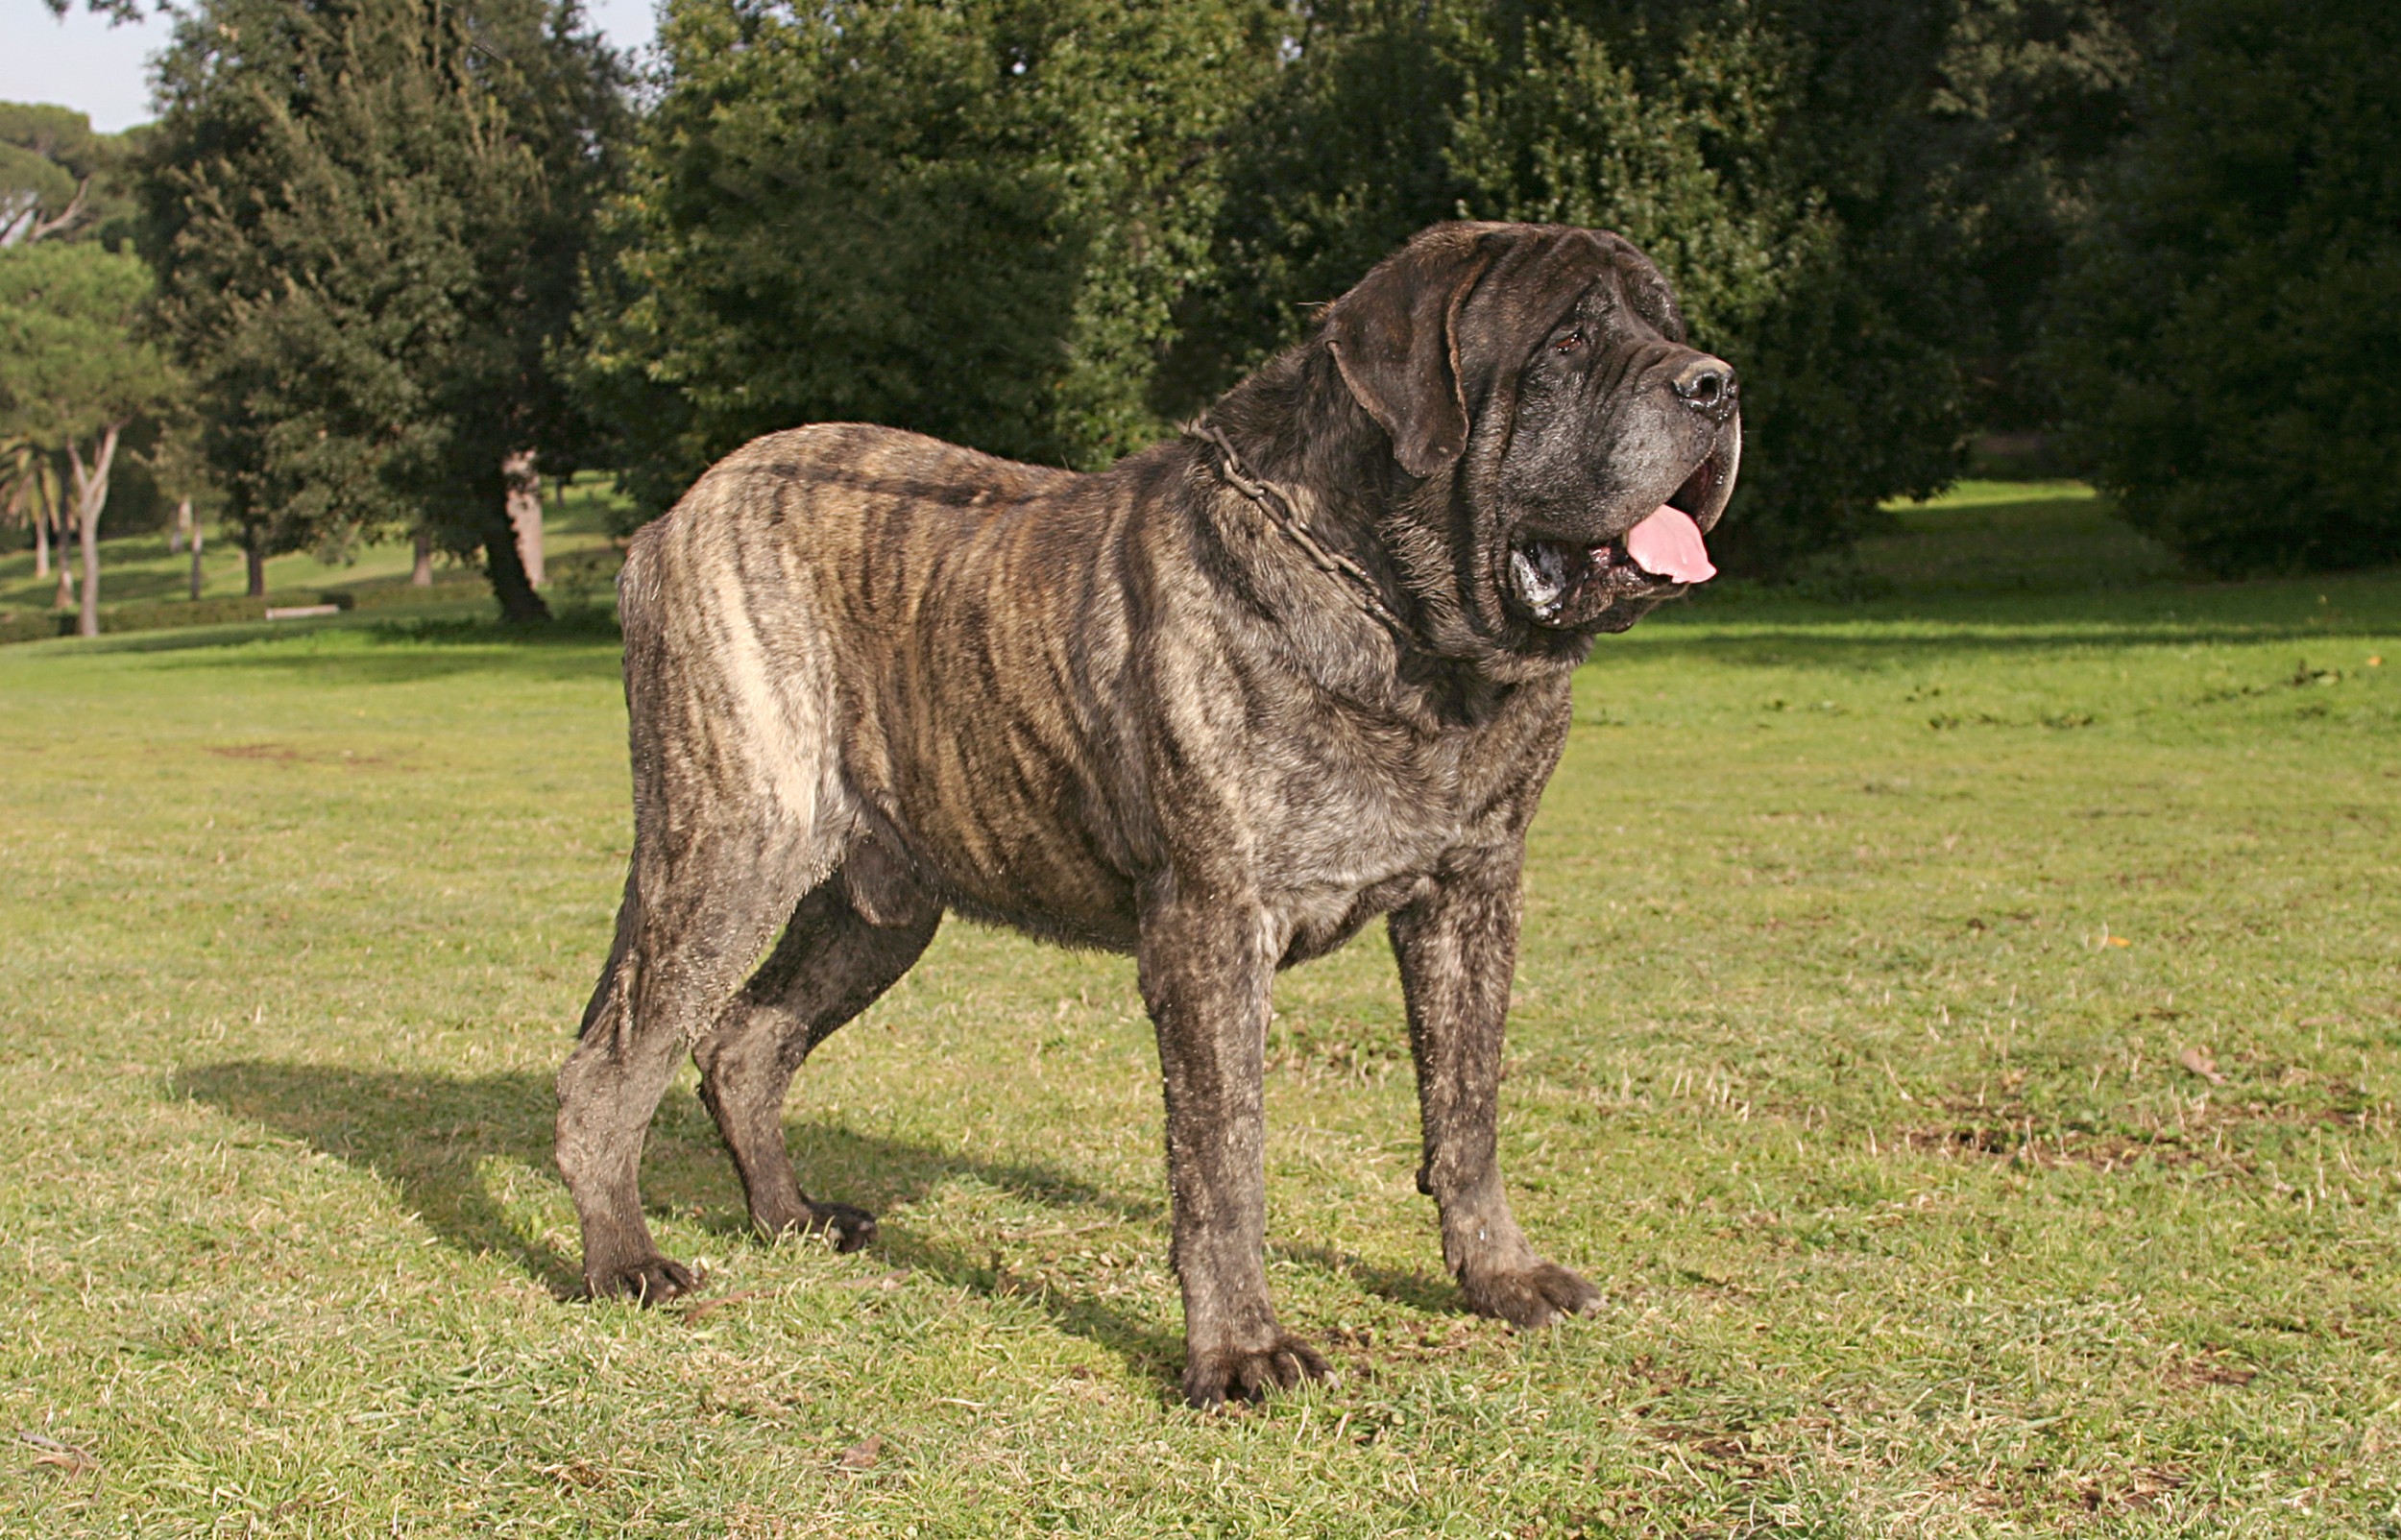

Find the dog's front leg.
xmin=1139 ymin=882 xmax=1329 ymax=1408
xmin=1390 ymin=845 xmax=1601 ymax=1328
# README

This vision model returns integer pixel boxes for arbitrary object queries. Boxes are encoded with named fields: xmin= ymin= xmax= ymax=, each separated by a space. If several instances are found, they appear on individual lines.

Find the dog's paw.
xmin=805 ymin=1201 xmax=879 ymax=1254
xmin=583 ymin=1255 xmax=697 ymax=1305
xmin=1181 ymin=1333 xmax=1333 ymax=1409
xmin=1461 ymin=1259 xmax=1601 ymax=1329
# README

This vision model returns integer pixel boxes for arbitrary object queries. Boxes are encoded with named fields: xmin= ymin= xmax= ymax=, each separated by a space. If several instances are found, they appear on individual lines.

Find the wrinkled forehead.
xmin=1456 ymin=229 xmax=1685 ymax=378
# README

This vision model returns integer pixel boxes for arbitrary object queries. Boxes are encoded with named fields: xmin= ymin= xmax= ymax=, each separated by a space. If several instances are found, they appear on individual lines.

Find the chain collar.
xmin=1188 ymin=421 xmax=1410 ymax=638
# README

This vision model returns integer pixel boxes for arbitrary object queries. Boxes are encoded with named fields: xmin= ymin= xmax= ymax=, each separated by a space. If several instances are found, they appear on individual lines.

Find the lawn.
xmin=1 ymin=486 xmax=2395 ymax=1536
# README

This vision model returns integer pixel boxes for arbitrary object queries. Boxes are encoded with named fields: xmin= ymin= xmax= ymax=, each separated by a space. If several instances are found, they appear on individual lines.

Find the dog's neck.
xmin=1200 ymin=344 xmax=1397 ymax=523
xmin=1199 ymin=339 xmax=1597 ymax=688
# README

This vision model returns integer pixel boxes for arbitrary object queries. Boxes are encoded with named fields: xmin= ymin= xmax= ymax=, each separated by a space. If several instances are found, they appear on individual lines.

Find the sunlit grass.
xmin=1904 ymin=479 xmax=2102 ymax=511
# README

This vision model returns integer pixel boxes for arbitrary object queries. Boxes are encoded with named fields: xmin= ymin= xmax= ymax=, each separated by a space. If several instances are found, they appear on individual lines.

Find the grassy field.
xmin=1 ymin=486 xmax=2395 ymax=1536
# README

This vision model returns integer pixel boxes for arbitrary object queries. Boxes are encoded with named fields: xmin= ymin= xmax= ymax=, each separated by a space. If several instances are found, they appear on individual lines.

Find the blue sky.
xmin=4 ymin=0 xmax=662 ymax=133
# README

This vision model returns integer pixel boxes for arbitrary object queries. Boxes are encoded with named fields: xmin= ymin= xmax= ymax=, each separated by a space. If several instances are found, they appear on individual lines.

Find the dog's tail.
xmin=613 ymin=528 xmax=666 ymax=687
xmin=578 ymin=532 xmax=665 ymax=1045
xmin=576 ymin=876 xmax=643 ymax=1042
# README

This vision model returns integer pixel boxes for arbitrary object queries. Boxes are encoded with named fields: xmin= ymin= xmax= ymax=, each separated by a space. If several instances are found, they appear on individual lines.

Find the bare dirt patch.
xmin=205 ymin=742 xmax=405 ymax=769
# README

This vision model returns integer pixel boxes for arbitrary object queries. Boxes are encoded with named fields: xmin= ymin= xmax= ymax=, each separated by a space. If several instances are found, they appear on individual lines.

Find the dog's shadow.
xmin=176 ymin=1060 xmax=1452 ymax=1378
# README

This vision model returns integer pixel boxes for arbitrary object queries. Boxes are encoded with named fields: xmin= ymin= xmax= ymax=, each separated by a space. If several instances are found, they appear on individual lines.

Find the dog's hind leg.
xmin=692 ymin=854 xmax=939 ymax=1251
xmin=557 ymin=821 xmax=823 ymax=1302
xmin=555 ymin=537 xmax=848 ymax=1301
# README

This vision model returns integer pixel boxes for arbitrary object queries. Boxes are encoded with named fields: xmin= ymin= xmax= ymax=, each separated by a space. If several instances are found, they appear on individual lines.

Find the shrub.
xmin=2049 ymin=0 xmax=2401 ymax=574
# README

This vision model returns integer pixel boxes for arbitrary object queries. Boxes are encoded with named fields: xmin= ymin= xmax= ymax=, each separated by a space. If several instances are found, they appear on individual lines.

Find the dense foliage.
xmin=2049 ymin=0 xmax=2401 ymax=574
xmin=597 ymin=0 xmax=2165 ymax=574
xmin=1168 ymin=0 xmax=2160 ymax=575
xmin=137 ymin=0 xmax=623 ymax=614
xmin=1928 ymin=0 xmax=2157 ymax=435
xmin=584 ymin=0 xmax=1284 ymax=520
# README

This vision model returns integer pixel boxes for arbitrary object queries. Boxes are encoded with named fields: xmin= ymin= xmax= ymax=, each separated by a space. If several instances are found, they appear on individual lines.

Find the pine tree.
xmin=0 ymin=102 xmax=140 ymax=248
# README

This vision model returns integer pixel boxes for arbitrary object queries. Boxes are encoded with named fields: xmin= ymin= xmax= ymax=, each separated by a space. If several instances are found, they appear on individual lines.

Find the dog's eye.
xmin=1553 ymin=328 xmax=1586 ymax=354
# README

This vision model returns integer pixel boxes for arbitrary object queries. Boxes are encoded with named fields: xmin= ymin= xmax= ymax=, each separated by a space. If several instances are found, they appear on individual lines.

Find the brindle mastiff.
xmin=555 ymin=221 xmax=1740 ymax=1407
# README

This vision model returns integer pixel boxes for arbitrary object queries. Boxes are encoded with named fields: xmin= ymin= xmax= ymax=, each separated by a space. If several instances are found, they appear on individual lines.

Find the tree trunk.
xmin=503 ymin=447 xmax=545 ymax=589
xmin=484 ymin=497 xmax=550 ymax=624
xmin=31 ymin=478 xmax=50 ymax=580
xmin=410 ymin=528 xmax=434 ymax=587
xmin=76 ymin=495 xmax=101 ymax=638
xmin=6 ymin=467 xmax=29 ymax=566
xmin=38 ymin=464 xmax=71 ymax=608
xmin=65 ymin=423 xmax=122 ymax=641
xmin=189 ymin=512 xmax=205 ymax=601
xmin=244 ymin=534 xmax=265 ymax=598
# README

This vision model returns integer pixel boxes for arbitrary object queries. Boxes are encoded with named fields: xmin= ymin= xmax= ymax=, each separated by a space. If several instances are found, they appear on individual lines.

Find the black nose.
xmin=1672 ymin=355 xmax=1736 ymax=415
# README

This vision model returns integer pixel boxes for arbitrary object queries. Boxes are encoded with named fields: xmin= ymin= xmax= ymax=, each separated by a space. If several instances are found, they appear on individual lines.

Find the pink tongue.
xmin=1623 ymin=505 xmax=1715 ymax=584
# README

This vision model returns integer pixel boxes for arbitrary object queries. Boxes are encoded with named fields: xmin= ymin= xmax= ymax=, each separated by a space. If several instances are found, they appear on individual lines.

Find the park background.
xmin=2 ymin=0 xmax=2396 ymax=1534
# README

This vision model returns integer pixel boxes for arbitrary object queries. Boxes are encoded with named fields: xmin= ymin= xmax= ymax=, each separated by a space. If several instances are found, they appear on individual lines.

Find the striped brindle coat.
xmin=556 ymin=222 xmax=1741 ymax=1408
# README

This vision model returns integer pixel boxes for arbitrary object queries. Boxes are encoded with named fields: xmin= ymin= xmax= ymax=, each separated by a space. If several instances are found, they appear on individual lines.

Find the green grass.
xmin=1854 ymin=483 xmax=2192 ymax=594
xmin=2 ymin=484 xmax=2396 ymax=1536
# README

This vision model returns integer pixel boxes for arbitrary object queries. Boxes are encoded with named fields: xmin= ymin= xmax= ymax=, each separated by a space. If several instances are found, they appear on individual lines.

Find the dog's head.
xmin=1325 ymin=223 xmax=1740 ymax=639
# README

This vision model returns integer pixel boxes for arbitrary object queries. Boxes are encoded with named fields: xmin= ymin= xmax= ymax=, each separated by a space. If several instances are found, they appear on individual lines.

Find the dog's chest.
xmin=1236 ymin=707 xmax=1515 ymax=961
xmin=1249 ymin=728 xmax=1465 ymax=881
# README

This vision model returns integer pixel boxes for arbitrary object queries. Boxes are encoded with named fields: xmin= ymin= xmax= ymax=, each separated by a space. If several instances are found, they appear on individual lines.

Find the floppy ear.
xmin=1325 ymin=228 xmax=1502 ymax=478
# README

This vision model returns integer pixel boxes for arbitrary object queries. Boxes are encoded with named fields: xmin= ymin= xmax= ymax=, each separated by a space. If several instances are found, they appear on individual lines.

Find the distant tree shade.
xmin=137 ymin=0 xmax=625 ymax=615
xmin=2049 ymin=0 xmax=2401 ymax=574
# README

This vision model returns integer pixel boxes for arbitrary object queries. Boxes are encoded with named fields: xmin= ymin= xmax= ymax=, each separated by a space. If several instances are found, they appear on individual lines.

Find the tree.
xmin=0 ymin=102 xmax=144 ymax=249
xmin=0 ymin=243 xmax=177 ymax=636
xmin=583 ymin=0 xmax=1284 ymax=523
xmin=1168 ymin=0 xmax=2019 ymax=575
xmin=1 ymin=442 xmax=60 ymax=587
xmin=1925 ymin=0 xmax=2159 ymax=435
xmin=2049 ymin=0 xmax=2401 ymax=572
xmin=139 ymin=0 xmax=625 ymax=618
xmin=42 ymin=0 xmax=149 ymax=18
xmin=23 ymin=447 xmax=74 ymax=605
xmin=2 ymin=107 xmax=99 ymax=247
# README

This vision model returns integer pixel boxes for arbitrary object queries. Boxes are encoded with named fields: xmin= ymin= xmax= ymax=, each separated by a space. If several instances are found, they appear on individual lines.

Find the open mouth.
xmin=1507 ymin=447 xmax=1730 ymax=628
